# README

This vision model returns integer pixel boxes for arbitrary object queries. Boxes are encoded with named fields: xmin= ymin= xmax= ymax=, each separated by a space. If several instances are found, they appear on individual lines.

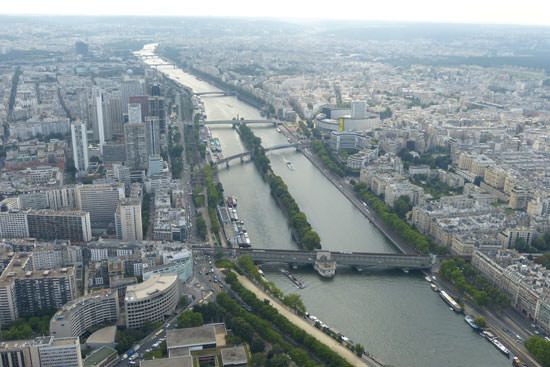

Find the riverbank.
xmin=433 ymin=276 xmax=542 ymax=367
xmin=236 ymin=274 xmax=381 ymax=367
xmin=281 ymin=124 xmax=418 ymax=255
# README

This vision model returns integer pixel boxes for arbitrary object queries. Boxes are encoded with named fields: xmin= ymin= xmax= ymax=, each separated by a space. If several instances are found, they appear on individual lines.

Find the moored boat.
xmin=439 ymin=290 xmax=462 ymax=313
xmin=464 ymin=315 xmax=480 ymax=331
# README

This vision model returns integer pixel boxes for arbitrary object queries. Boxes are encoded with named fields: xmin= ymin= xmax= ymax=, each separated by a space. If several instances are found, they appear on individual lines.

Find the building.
xmin=498 ymin=228 xmax=537 ymax=249
xmin=115 ymin=199 xmax=143 ymax=241
xmin=36 ymin=337 xmax=83 ymax=367
xmin=145 ymin=116 xmax=161 ymax=157
xmin=129 ymin=95 xmax=149 ymax=120
xmin=139 ymin=356 xmax=192 ymax=367
xmin=83 ymin=346 xmax=118 ymax=367
xmin=0 ymin=209 xmax=30 ymax=238
xmin=92 ymin=88 xmax=106 ymax=148
xmin=351 ymin=100 xmax=367 ymax=119
xmin=32 ymin=247 xmax=64 ymax=270
xmin=384 ymin=181 xmax=425 ymax=207
xmin=124 ymin=274 xmax=178 ymax=329
xmin=124 ymin=122 xmax=148 ymax=170
xmin=148 ymin=93 xmax=166 ymax=134
xmin=472 ymin=250 xmax=550 ymax=334
xmin=0 ymin=336 xmax=83 ymax=367
xmin=76 ymin=184 xmax=125 ymax=230
xmin=329 ymin=131 xmax=368 ymax=152
xmin=49 ymin=289 xmax=119 ymax=338
xmin=143 ymin=248 xmax=193 ymax=287
xmin=120 ymin=79 xmax=145 ymax=114
xmin=85 ymin=326 xmax=117 ymax=350
xmin=220 ymin=346 xmax=248 ymax=367
xmin=166 ymin=325 xmax=217 ymax=357
xmin=105 ymin=95 xmax=124 ymax=137
xmin=71 ymin=121 xmax=89 ymax=172
xmin=0 ymin=253 xmax=77 ymax=323
xmin=128 ymin=103 xmax=143 ymax=124
xmin=27 ymin=209 xmax=92 ymax=243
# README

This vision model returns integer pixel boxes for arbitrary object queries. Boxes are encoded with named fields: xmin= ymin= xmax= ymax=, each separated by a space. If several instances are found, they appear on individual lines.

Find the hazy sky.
xmin=3 ymin=0 xmax=550 ymax=26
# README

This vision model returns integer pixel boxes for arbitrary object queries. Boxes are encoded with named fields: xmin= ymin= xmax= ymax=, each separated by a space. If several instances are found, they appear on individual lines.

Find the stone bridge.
xmin=203 ymin=119 xmax=280 ymax=127
xmin=214 ymin=143 xmax=302 ymax=167
xmin=193 ymin=246 xmax=432 ymax=277
xmin=195 ymin=91 xmax=235 ymax=97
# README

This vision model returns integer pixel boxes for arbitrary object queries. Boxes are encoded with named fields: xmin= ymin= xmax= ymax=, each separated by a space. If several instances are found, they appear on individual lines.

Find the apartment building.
xmin=124 ymin=274 xmax=178 ymax=329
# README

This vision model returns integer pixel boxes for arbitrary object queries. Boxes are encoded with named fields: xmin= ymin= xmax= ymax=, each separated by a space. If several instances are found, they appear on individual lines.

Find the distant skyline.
xmin=2 ymin=0 xmax=550 ymax=26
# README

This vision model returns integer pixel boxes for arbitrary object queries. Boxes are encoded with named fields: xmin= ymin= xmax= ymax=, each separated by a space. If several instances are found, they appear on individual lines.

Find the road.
xmin=236 ymin=274 xmax=382 ymax=367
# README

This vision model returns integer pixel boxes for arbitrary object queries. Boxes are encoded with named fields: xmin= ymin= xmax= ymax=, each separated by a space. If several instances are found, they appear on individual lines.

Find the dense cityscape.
xmin=0 ymin=13 xmax=549 ymax=367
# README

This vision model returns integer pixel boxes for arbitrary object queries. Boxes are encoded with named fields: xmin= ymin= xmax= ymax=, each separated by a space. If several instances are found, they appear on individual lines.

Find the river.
xmin=138 ymin=44 xmax=509 ymax=367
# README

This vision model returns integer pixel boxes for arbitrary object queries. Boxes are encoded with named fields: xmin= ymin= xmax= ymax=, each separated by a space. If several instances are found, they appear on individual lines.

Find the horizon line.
xmin=0 ymin=13 xmax=549 ymax=28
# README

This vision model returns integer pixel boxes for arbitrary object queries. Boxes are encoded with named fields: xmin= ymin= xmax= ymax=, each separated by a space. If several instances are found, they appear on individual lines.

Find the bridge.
xmin=195 ymin=91 xmax=235 ymax=97
xmin=214 ymin=143 xmax=302 ymax=167
xmin=193 ymin=246 xmax=432 ymax=277
xmin=148 ymin=63 xmax=177 ymax=68
xmin=203 ymin=119 xmax=280 ymax=127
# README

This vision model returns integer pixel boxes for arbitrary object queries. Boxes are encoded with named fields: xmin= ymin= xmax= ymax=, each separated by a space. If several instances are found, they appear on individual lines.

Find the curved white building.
xmin=125 ymin=274 xmax=178 ymax=329
xmin=50 ymin=289 xmax=119 ymax=338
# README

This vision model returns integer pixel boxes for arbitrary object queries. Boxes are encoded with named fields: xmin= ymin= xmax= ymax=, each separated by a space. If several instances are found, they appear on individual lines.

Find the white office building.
xmin=70 ymin=121 xmax=89 ymax=172
xmin=128 ymin=103 xmax=142 ymax=124
xmin=115 ymin=199 xmax=143 ymax=241
xmin=351 ymin=100 xmax=367 ymax=119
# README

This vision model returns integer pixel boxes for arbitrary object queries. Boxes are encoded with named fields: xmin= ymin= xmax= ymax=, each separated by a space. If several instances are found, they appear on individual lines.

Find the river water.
xmin=138 ymin=44 xmax=509 ymax=367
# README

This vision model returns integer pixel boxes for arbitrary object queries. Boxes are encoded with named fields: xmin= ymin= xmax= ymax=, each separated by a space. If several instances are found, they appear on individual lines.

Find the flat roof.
xmin=86 ymin=326 xmax=117 ymax=345
xmin=139 ymin=356 xmax=192 ymax=367
xmin=84 ymin=346 xmax=117 ymax=366
xmin=167 ymin=325 xmax=216 ymax=349
xmin=220 ymin=346 xmax=248 ymax=365
xmin=0 ymin=253 xmax=74 ymax=285
xmin=125 ymin=274 xmax=177 ymax=302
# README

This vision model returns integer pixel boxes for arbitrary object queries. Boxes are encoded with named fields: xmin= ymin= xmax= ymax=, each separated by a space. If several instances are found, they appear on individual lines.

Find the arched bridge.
xmin=193 ymin=246 xmax=432 ymax=276
xmin=214 ymin=143 xmax=302 ymax=167
xmin=195 ymin=91 xmax=236 ymax=97
xmin=204 ymin=119 xmax=280 ymax=126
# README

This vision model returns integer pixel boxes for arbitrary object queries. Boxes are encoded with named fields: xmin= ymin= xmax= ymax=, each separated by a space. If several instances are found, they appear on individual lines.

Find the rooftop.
xmin=84 ymin=346 xmax=117 ymax=366
xmin=0 ymin=253 xmax=74 ymax=285
xmin=220 ymin=346 xmax=248 ymax=366
xmin=125 ymin=274 xmax=177 ymax=302
xmin=86 ymin=326 xmax=117 ymax=346
xmin=166 ymin=325 xmax=216 ymax=349
xmin=139 ymin=356 xmax=192 ymax=367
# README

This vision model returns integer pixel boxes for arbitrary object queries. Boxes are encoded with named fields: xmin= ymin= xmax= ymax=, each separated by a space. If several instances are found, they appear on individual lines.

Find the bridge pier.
xmin=240 ymin=156 xmax=244 ymax=164
xmin=225 ymin=161 xmax=230 ymax=169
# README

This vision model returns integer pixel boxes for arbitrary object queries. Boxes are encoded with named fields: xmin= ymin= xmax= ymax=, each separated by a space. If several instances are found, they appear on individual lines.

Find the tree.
xmin=267 ymin=353 xmax=290 ymax=367
xmin=196 ymin=215 xmax=207 ymax=240
xmin=524 ymin=336 xmax=550 ymax=367
xmin=514 ymin=237 xmax=529 ymax=252
xmin=251 ymin=353 xmax=268 ymax=366
xmin=301 ymin=230 xmax=321 ymax=250
xmin=354 ymin=343 xmax=365 ymax=357
xmin=393 ymin=195 xmax=412 ymax=219
xmin=474 ymin=316 xmax=487 ymax=329
xmin=176 ymin=311 xmax=203 ymax=328
xmin=282 ymin=293 xmax=306 ymax=315
xmin=250 ymin=335 xmax=266 ymax=353
xmin=230 ymin=317 xmax=254 ymax=342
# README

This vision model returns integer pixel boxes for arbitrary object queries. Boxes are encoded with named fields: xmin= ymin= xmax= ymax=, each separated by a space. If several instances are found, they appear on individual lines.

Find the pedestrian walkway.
xmin=237 ymin=274 xmax=382 ymax=367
